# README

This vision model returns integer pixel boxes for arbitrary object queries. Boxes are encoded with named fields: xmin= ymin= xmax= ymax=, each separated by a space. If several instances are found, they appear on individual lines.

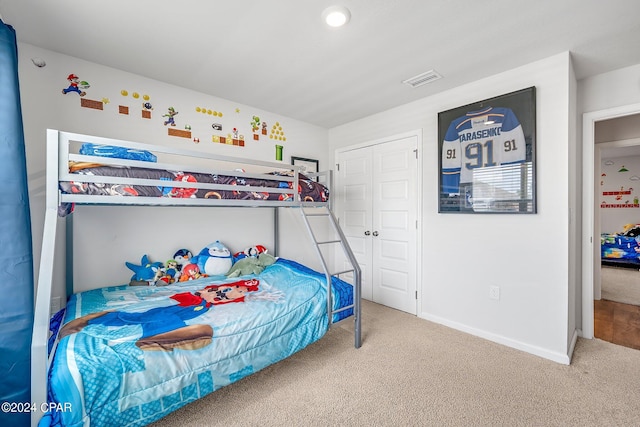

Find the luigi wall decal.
xmin=163 ymin=106 xmax=179 ymax=126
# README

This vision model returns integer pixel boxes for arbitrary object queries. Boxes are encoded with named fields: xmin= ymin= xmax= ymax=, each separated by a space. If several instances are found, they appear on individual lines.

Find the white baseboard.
xmin=420 ymin=312 xmax=572 ymax=365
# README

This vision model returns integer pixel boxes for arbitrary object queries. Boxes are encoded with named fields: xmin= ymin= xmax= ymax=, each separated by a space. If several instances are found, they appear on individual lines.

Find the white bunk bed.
xmin=31 ymin=129 xmax=361 ymax=427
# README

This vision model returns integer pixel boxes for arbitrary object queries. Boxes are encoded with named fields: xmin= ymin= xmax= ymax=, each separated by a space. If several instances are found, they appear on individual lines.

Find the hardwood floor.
xmin=594 ymin=299 xmax=640 ymax=350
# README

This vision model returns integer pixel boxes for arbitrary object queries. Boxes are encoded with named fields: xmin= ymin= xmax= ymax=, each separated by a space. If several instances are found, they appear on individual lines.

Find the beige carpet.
xmin=151 ymin=300 xmax=640 ymax=427
xmin=601 ymin=265 xmax=640 ymax=306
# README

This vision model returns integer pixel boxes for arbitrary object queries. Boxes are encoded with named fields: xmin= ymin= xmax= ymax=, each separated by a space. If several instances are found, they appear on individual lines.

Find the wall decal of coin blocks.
xmin=81 ymin=98 xmax=104 ymax=110
xmin=119 ymin=105 xmax=129 ymax=115
xmin=212 ymin=135 xmax=244 ymax=147
xmin=142 ymin=110 xmax=151 ymax=119
xmin=168 ymin=128 xmax=192 ymax=139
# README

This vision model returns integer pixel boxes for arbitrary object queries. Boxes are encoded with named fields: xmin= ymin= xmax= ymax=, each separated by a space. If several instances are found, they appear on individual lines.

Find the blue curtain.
xmin=0 ymin=19 xmax=34 ymax=427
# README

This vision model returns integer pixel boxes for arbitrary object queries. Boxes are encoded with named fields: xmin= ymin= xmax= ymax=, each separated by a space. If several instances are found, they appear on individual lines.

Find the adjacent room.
xmin=593 ymin=115 xmax=640 ymax=349
xmin=2 ymin=1 xmax=640 ymax=426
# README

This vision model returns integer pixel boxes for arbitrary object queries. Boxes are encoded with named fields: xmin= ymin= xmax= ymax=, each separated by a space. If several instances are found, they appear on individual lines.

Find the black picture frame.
xmin=291 ymin=156 xmax=319 ymax=180
xmin=438 ymin=86 xmax=536 ymax=214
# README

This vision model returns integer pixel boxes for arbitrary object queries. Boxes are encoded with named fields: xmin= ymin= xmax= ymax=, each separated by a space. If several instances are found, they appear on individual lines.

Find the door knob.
xmin=372 ymin=231 xmax=379 ymax=236
xmin=364 ymin=230 xmax=371 ymax=236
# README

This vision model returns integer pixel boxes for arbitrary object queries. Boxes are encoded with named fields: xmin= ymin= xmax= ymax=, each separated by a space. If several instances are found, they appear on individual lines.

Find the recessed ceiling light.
xmin=322 ymin=6 xmax=351 ymax=27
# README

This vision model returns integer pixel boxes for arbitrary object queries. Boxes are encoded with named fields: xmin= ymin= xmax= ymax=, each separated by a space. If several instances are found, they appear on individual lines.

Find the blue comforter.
xmin=601 ymin=233 xmax=640 ymax=261
xmin=41 ymin=259 xmax=353 ymax=427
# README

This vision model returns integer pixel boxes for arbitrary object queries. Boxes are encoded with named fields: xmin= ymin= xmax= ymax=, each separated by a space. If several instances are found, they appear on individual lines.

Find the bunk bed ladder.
xmin=299 ymin=206 xmax=361 ymax=348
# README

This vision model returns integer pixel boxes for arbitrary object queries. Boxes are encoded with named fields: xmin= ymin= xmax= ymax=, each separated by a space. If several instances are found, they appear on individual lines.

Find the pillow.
xmin=233 ymin=245 xmax=268 ymax=261
xmin=80 ymin=143 xmax=157 ymax=162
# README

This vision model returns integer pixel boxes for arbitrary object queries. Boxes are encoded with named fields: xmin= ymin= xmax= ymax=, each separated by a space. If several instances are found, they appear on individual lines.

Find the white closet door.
xmin=336 ymin=134 xmax=418 ymax=314
xmin=338 ymin=147 xmax=374 ymax=300
xmin=371 ymin=136 xmax=417 ymax=314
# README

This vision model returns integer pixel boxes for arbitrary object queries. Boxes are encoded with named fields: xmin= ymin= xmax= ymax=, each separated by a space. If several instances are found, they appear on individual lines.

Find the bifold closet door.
xmin=337 ymin=135 xmax=417 ymax=315
xmin=371 ymin=137 xmax=417 ymax=314
xmin=339 ymin=147 xmax=374 ymax=301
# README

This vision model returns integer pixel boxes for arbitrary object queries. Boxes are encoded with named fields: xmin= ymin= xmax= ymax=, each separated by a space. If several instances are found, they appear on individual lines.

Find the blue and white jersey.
xmin=441 ymin=106 xmax=526 ymax=194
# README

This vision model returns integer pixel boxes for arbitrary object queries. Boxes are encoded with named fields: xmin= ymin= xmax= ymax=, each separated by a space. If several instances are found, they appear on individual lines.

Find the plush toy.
xmin=178 ymin=263 xmax=206 ymax=282
xmin=165 ymin=259 xmax=180 ymax=280
xmin=172 ymin=249 xmax=193 ymax=272
xmin=155 ymin=267 xmax=175 ymax=286
xmin=227 ymin=253 xmax=276 ymax=278
xmin=153 ymin=260 xmax=179 ymax=286
xmin=191 ymin=241 xmax=233 ymax=276
xmin=126 ymin=255 xmax=164 ymax=286
xmin=233 ymin=244 xmax=268 ymax=261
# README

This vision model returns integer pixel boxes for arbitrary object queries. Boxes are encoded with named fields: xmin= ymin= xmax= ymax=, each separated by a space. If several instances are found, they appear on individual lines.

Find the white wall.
xmin=567 ymin=56 xmax=580 ymax=357
xmin=595 ymin=114 xmax=640 ymax=143
xmin=329 ymin=53 xmax=575 ymax=363
xmin=580 ymin=63 xmax=640 ymax=114
xmin=18 ymin=43 xmax=328 ymax=300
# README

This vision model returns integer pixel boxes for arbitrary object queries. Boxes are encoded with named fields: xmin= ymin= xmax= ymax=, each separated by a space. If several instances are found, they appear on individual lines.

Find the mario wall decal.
xmin=62 ymin=73 xmax=90 ymax=97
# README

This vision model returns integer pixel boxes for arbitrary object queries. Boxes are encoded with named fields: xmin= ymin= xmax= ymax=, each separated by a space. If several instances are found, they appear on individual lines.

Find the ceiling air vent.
xmin=402 ymin=70 xmax=442 ymax=88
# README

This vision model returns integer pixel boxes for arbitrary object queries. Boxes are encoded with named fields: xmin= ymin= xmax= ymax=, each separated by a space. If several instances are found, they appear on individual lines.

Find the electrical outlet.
xmin=489 ymin=285 xmax=500 ymax=300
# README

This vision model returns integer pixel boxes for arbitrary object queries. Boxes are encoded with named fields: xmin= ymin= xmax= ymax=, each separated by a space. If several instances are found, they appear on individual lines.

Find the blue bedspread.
xmin=41 ymin=259 xmax=353 ymax=427
xmin=601 ymin=233 xmax=640 ymax=261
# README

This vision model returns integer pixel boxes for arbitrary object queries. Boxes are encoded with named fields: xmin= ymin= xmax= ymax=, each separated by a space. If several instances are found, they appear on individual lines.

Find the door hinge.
xmin=414 ymin=148 xmax=418 ymax=159
xmin=415 ymin=290 xmax=418 ymax=299
xmin=336 ymin=163 xmax=340 ymax=171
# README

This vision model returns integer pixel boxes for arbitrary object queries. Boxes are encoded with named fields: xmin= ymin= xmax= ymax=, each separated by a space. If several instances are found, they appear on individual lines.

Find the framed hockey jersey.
xmin=438 ymin=87 xmax=536 ymax=214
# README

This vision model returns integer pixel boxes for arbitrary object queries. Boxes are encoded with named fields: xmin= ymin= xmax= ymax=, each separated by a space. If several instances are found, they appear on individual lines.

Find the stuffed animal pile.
xmin=125 ymin=242 xmax=274 ymax=286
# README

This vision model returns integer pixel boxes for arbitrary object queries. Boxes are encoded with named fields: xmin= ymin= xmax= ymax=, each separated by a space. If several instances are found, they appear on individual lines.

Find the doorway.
xmin=335 ymin=131 xmax=421 ymax=315
xmin=594 ymin=137 xmax=640 ymax=349
xmin=582 ymin=103 xmax=640 ymax=341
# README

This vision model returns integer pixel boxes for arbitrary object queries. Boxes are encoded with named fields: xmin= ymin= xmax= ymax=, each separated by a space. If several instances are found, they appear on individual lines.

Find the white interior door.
xmin=338 ymin=147 xmax=373 ymax=300
xmin=336 ymin=134 xmax=418 ymax=314
xmin=371 ymin=136 xmax=418 ymax=313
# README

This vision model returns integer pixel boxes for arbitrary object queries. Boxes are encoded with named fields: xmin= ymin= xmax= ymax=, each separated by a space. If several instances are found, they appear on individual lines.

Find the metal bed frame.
xmin=30 ymin=129 xmax=361 ymax=426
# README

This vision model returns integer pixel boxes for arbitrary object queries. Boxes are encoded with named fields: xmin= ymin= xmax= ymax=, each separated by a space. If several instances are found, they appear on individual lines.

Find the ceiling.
xmin=1 ymin=0 xmax=640 ymax=129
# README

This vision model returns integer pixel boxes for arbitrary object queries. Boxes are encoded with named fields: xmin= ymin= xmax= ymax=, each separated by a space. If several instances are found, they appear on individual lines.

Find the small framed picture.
xmin=291 ymin=156 xmax=319 ymax=180
xmin=438 ymin=86 xmax=536 ymax=214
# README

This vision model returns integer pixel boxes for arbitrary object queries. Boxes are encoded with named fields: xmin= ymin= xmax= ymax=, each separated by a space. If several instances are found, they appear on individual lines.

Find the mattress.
xmin=42 ymin=259 xmax=352 ymax=427
xmin=58 ymin=163 xmax=328 ymax=213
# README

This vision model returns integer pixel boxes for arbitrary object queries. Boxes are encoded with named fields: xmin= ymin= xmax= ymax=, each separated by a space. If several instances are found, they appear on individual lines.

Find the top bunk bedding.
xmin=59 ymin=164 xmax=328 ymax=214
xmin=49 ymin=130 xmax=331 ymax=216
